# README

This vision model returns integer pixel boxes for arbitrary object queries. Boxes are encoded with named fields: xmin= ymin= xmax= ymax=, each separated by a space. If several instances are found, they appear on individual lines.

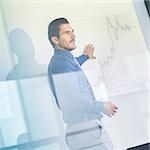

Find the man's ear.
xmin=51 ymin=36 xmax=59 ymax=45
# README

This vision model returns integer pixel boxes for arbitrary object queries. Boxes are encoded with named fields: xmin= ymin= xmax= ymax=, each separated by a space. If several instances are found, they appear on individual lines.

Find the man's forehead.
xmin=59 ymin=24 xmax=73 ymax=32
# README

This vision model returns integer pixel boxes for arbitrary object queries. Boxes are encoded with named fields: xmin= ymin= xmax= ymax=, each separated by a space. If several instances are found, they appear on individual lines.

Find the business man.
xmin=48 ymin=18 xmax=118 ymax=150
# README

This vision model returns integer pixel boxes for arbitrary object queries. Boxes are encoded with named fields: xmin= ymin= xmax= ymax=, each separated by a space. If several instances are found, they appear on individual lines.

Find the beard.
xmin=57 ymin=40 xmax=76 ymax=51
xmin=62 ymin=43 xmax=76 ymax=51
xmin=67 ymin=41 xmax=76 ymax=51
xmin=67 ymin=48 xmax=75 ymax=51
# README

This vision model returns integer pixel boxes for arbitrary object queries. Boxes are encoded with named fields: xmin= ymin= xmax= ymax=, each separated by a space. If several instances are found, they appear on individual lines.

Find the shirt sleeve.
xmin=75 ymin=54 xmax=89 ymax=65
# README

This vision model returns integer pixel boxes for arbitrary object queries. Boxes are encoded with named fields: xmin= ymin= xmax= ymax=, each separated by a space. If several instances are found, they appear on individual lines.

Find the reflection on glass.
xmin=6 ymin=29 xmax=47 ymax=81
xmin=0 ymin=77 xmax=67 ymax=149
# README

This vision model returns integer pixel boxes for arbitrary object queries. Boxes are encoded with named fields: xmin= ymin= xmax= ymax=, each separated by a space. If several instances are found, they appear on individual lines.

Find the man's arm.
xmin=50 ymin=56 xmax=118 ymax=121
xmin=52 ymin=70 xmax=104 ymax=119
xmin=75 ymin=54 xmax=89 ymax=65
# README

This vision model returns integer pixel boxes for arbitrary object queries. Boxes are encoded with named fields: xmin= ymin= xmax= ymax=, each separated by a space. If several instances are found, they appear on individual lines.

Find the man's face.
xmin=56 ymin=24 xmax=76 ymax=51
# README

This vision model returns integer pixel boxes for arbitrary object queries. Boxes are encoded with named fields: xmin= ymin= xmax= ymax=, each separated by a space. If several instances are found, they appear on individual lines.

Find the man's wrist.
xmin=82 ymin=53 xmax=89 ymax=59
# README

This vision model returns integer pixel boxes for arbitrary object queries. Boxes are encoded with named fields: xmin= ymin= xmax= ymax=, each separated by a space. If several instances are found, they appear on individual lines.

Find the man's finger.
xmin=91 ymin=46 xmax=95 ymax=50
xmin=87 ymin=44 xmax=93 ymax=48
xmin=113 ymin=109 xmax=117 ymax=113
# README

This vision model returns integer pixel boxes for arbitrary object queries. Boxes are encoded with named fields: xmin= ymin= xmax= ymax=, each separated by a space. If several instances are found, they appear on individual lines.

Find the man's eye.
xmin=64 ymin=30 xmax=74 ymax=34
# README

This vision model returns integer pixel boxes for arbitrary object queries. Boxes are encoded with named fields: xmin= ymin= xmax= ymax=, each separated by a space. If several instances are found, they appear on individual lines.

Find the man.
xmin=48 ymin=17 xmax=118 ymax=150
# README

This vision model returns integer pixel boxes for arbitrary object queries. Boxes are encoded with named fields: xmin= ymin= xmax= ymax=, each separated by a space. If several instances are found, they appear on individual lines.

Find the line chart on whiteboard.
xmin=97 ymin=15 xmax=148 ymax=97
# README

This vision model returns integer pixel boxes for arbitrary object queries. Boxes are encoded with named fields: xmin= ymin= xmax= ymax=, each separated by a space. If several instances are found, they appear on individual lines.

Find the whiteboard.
xmin=0 ymin=0 xmax=148 ymax=82
xmin=0 ymin=0 xmax=149 ymax=149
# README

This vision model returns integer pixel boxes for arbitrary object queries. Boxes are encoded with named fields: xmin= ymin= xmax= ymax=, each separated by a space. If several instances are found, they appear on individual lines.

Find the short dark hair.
xmin=48 ymin=17 xmax=69 ymax=48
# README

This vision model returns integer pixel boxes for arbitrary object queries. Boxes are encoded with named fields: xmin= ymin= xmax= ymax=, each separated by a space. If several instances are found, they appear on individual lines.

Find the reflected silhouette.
xmin=6 ymin=28 xmax=46 ymax=80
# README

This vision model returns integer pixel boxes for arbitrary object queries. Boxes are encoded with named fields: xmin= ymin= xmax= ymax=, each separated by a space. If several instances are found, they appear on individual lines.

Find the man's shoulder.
xmin=48 ymin=54 xmax=77 ymax=74
xmin=50 ymin=54 xmax=73 ymax=67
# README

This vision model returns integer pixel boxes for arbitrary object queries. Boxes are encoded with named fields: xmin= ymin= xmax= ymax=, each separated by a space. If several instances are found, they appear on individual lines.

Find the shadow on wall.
xmin=6 ymin=28 xmax=47 ymax=80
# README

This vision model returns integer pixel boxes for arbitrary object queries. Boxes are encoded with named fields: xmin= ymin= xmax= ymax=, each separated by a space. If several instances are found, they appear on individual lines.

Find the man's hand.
xmin=103 ymin=101 xmax=118 ymax=117
xmin=83 ymin=44 xmax=96 ymax=59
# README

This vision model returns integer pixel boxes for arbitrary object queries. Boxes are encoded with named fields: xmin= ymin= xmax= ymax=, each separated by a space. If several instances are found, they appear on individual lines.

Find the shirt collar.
xmin=54 ymin=48 xmax=74 ymax=60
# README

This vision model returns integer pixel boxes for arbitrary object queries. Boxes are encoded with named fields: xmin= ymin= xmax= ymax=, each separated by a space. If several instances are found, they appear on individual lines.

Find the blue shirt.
xmin=48 ymin=48 xmax=104 ymax=124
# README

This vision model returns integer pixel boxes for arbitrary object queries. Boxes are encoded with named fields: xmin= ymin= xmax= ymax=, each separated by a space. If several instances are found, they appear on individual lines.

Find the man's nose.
xmin=72 ymin=32 xmax=76 ymax=39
